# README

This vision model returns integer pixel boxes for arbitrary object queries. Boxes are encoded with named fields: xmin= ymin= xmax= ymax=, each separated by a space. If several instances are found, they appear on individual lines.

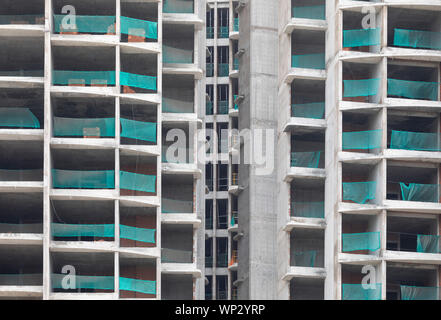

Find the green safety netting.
xmin=218 ymin=63 xmax=229 ymax=77
xmin=0 ymin=274 xmax=42 ymax=285
xmin=163 ymin=0 xmax=194 ymax=14
xmin=233 ymin=58 xmax=239 ymax=70
xmin=119 ymin=277 xmax=156 ymax=295
xmin=342 ymin=283 xmax=382 ymax=300
xmin=161 ymin=247 xmax=193 ymax=263
xmin=417 ymin=234 xmax=439 ymax=253
xmin=399 ymin=182 xmax=438 ymax=203
xmin=219 ymin=26 xmax=229 ymax=38
xmin=0 ymin=15 xmax=44 ymax=25
xmin=342 ymin=130 xmax=382 ymax=150
xmin=291 ymin=151 xmax=321 ymax=168
xmin=51 ymin=274 xmax=114 ymax=290
xmin=390 ymin=130 xmax=438 ymax=151
xmin=388 ymin=79 xmax=438 ymax=101
xmin=401 ymin=285 xmax=439 ymax=300
xmin=292 ymin=250 xmax=317 ymax=267
xmin=162 ymin=197 xmax=193 ymax=213
xmin=52 ymin=169 xmax=115 ymax=189
xmin=120 ymin=171 xmax=156 ymax=193
xmin=343 ymin=181 xmax=377 ymax=204
xmin=120 ymin=225 xmax=155 ymax=243
xmin=206 ymin=26 xmax=214 ymax=39
xmin=342 ymin=231 xmax=381 ymax=252
xmin=163 ymin=45 xmax=193 ymax=64
xmin=120 ymin=118 xmax=157 ymax=143
xmin=0 ymin=223 xmax=42 ymax=233
xmin=52 ymin=70 xmax=116 ymax=86
xmin=162 ymin=96 xmax=194 ymax=113
xmin=218 ymin=101 xmax=229 ymax=114
xmin=206 ymin=63 xmax=214 ymax=77
xmin=394 ymin=29 xmax=441 ymax=50
xmin=233 ymin=95 xmax=238 ymax=110
xmin=343 ymin=28 xmax=381 ymax=48
xmin=0 ymin=169 xmax=42 ymax=181
xmin=206 ymin=101 xmax=214 ymax=114
xmin=292 ymin=102 xmax=325 ymax=119
xmin=0 ymin=107 xmax=40 ymax=128
xmin=53 ymin=117 xmax=115 ymax=137
xmin=120 ymin=16 xmax=157 ymax=40
xmin=51 ymin=223 xmax=115 ymax=238
xmin=292 ymin=5 xmax=325 ymax=20
xmin=292 ymin=201 xmax=324 ymax=218
xmin=120 ymin=72 xmax=157 ymax=91
xmin=234 ymin=18 xmax=239 ymax=32
xmin=343 ymin=78 xmax=380 ymax=97
xmin=53 ymin=15 xmax=115 ymax=34
xmin=292 ymin=53 xmax=325 ymax=69
xmin=230 ymin=216 xmax=236 ymax=226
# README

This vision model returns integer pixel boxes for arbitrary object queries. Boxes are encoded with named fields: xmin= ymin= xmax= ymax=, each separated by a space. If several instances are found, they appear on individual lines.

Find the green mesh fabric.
xmin=0 ymin=273 xmax=42 ymax=285
xmin=417 ymin=234 xmax=439 ymax=253
xmin=120 ymin=16 xmax=157 ymax=40
xmin=292 ymin=5 xmax=325 ymax=20
xmin=342 ymin=231 xmax=380 ymax=252
xmin=343 ymin=78 xmax=380 ymax=97
xmin=0 ymin=15 xmax=44 ymax=25
xmin=343 ymin=28 xmax=380 ymax=48
xmin=292 ymin=102 xmax=325 ymax=119
xmin=233 ymin=95 xmax=238 ymax=110
xmin=52 ymin=169 xmax=115 ymax=189
xmin=163 ymin=44 xmax=193 ymax=64
xmin=0 ymin=107 xmax=40 ymax=128
xmin=218 ymin=26 xmax=229 ymax=38
xmin=292 ymin=250 xmax=317 ymax=267
xmin=342 ymin=283 xmax=382 ymax=300
xmin=343 ymin=181 xmax=377 ymax=204
xmin=206 ymin=101 xmax=213 ymax=114
xmin=119 ymin=277 xmax=156 ymax=295
xmin=292 ymin=53 xmax=325 ymax=69
xmin=233 ymin=58 xmax=239 ymax=70
xmin=206 ymin=63 xmax=214 ymax=77
xmin=233 ymin=18 xmax=239 ymax=32
xmin=401 ymin=285 xmax=439 ymax=300
xmin=206 ymin=26 xmax=214 ymax=39
xmin=163 ymin=0 xmax=194 ymax=14
xmin=120 ymin=72 xmax=157 ymax=91
xmin=394 ymin=29 xmax=441 ymax=50
xmin=162 ymin=197 xmax=193 ymax=213
xmin=390 ymin=130 xmax=438 ymax=151
xmin=120 ymin=225 xmax=155 ymax=243
xmin=53 ymin=117 xmax=115 ymax=137
xmin=0 ymin=223 xmax=42 ymax=234
xmin=120 ymin=118 xmax=157 ymax=143
xmin=342 ymin=130 xmax=382 ymax=150
xmin=162 ymin=96 xmax=194 ymax=113
xmin=388 ymin=79 xmax=438 ymax=101
xmin=218 ymin=63 xmax=229 ymax=77
xmin=399 ymin=182 xmax=438 ymax=203
xmin=53 ymin=15 xmax=115 ymax=34
xmin=51 ymin=223 xmax=114 ymax=238
xmin=161 ymin=247 xmax=192 ymax=263
xmin=218 ymin=101 xmax=229 ymax=114
xmin=120 ymin=171 xmax=156 ymax=193
xmin=51 ymin=274 xmax=114 ymax=290
xmin=291 ymin=151 xmax=321 ymax=168
xmin=52 ymin=70 xmax=116 ymax=86
xmin=291 ymin=201 xmax=324 ymax=218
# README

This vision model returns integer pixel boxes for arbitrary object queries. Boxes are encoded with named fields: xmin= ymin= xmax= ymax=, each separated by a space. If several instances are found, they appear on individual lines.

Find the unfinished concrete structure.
xmin=0 ymin=0 xmax=205 ymax=300
xmin=227 ymin=0 xmax=441 ymax=300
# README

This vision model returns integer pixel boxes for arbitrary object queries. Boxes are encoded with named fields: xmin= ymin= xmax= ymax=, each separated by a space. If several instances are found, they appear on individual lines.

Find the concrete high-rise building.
xmin=2 ymin=0 xmax=441 ymax=301
xmin=0 ymin=0 xmax=205 ymax=300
